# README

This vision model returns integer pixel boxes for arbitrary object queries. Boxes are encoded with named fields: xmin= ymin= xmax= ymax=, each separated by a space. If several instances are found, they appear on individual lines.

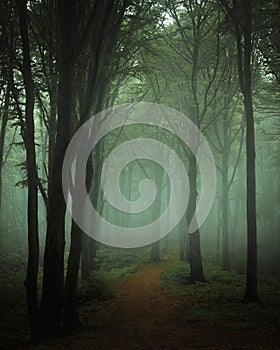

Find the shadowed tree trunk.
xmin=222 ymin=115 xmax=230 ymax=271
xmin=81 ymin=236 xmax=97 ymax=280
xmin=179 ymin=230 xmax=186 ymax=261
xmin=16 ymin=0 xmax=39 ymax=340
xmin=242 ymin=0 xmax=258 ymax=301
xmin=187 ymin=156 xmax=205 ymax=282
xmin=150 ymin=241 xmax=160 ymax=262
xmin=63 ymin=0 xmax=129 ymax=330
xmin=0 ymin=77 xmax=11 ymax=251
xmin=150 ymin=160 xmax=164 ymax=263
xmin=40 ymin=0 xmax=76 ymax=337
xmin=220 ymin=0 xmax=258 ymax=302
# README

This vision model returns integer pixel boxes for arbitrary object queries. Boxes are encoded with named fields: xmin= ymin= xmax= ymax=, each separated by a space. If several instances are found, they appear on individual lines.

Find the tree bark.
xmin=242 ymin=0 xmax=258 ymax=301
xmin=150 ymin=241 xmax=160 ymax=262
xmin=17 ymin=0 xmax=39 ymax=340
xmin=222 ymin=116 xmax=230 ymax=271
xmin=63 ymin=156 xmax=94 ymax=330
xmin=187 ymin=156 xmax=205 ymax=282
xmin=219 ymin=0 xmax=258 ymax=302
xmin=40 ymin=0 xmax=76 ymax=337
xmin=0 ymin=78 xmax=11 ymax=251
xmin=179 ymin=230 xmax=186 ymax=261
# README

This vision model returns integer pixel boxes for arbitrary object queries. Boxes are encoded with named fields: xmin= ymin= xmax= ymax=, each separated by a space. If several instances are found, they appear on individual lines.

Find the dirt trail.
xmin=27 ymin=260 xmax=279 ymax=349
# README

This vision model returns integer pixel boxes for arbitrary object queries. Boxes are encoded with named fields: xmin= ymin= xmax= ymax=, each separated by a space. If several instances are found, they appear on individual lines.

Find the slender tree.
xmin=220 ymin=0 xmax=259 ymax=301
xmin=16 ymin=0 xmax=39 ymax=340
xmin=40 ymin=0 xmax=76 ymax=337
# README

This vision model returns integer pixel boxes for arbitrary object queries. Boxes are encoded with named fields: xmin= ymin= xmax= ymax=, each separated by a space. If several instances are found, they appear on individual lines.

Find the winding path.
xmin=27 ymin=260 xmax=279 ymax=349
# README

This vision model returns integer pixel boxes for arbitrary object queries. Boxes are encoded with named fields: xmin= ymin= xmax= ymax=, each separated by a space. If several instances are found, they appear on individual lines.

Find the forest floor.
xmin=20 ymin=257 xmax=280 ymax=350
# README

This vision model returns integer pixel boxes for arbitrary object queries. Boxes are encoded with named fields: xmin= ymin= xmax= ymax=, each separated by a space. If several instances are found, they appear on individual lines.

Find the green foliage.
xmin=78 ymin=248 xmax=148 ymax=303
xmin=160 ymin=256 xmax=280 ymax=333
xmin=76 ymin=247 xmax=149 ymax=330
xmin=0 ymin=251 xmax=29 ymax=348
xmin=0 ymin=246 xmax=148 ymax=346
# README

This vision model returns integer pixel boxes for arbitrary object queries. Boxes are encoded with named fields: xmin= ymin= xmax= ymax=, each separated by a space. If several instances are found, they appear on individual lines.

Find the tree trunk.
xmin=63 ymin=157 xmax=94 ymax=330
xmin=81 ymin=144 xmax=101 ymax=281
xmin=179 ymin=230 xmax=186 ymax=261
xmin=17 ymin=0 xmax=39 ymax=340
xmin=40 ymin=0 xmax=76 ymax=337
xmin=220 ymin=0 xmax=259 ymax=301
xmin=81 ymin=236 xmax=97 ymax=280
xmin=187 ymin=156 xmax=205 ymax=282
xmin=63 ymin=222 xmax=83 ymax=331
xmin=222 ymin=118 xmax=230 ymax=271
xmin=0 ymin=78 xmax=11 ymax=251
xmin=150 ymin=241 xmax=160 ymax=262
xmin=150 ymin=161 xmax=163 ymax=263
xmin=231 ymin=196 xmax=240 ymax=255
xmin=241 ymin=0 xmax=258 ymax=301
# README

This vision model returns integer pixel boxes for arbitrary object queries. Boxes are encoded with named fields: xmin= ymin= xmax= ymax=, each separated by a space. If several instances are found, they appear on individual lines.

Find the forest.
xmin=0 ymin=0 xmax=279 ymax=349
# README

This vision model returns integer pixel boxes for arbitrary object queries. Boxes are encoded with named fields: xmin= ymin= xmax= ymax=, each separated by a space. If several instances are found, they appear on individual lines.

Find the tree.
xmin=220 ymin=0 xmax=259 ymax=301
xmin=254 ymin=0 xmax=280 ymax=84
xmin=40 ymin=0 xmax=76 ymax=337
xmin=16 ymin=0 xmax=39 ymax=340
xmin=63 ymin=0 xmax=130 ymax=331
xmin=144 ymin=0 xmax=224 ymax=281
xmin=206 ymin=39 xmax=245 ymax=271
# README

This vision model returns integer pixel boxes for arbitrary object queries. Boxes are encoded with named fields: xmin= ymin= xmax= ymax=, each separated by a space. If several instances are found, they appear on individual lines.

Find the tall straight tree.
xmin=220 ymin=0 xmax=258 ymax=301
xmin=63 ymin=0 xmax=129 ymax=331
xmin=157 ymin=0 xmax=224 ymax=281
xmin=40 ymin=0 xmax=76 ymax=337
xmin=16 ymin=0 xmax=39 ymax=340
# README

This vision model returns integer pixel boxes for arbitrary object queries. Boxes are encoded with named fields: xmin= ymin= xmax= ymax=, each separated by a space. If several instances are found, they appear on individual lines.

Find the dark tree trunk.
xmin=17 ymin=0 xmax=39 ymax=341
xmin=150 ymin=241 xmax=160 ymax=262
xmin=47 ymin=81 xmax=57 ymax=186
xmin=40 ymin=0 xmax=76 ymax=337
xmin=242 ymin=0 xmax=258 ymax=301
xmin=162 ymin=236 xmax=169 ymax=254
xmin=81 ymin=145 xmax=101 ymax=281
xmin=187 ymin=156 xmax=205 ymax=282
xmin=0 ymin=78 xmax=11 ymax=251
xmin=63 ymin=0 xmax=129 ymax=327
xmin=63 ymin=222 xmax=83 ymax=331
xmin=231 ymin=195 xmax=240 ymax=255
xmin=220 ymin=0 xmax=258 ymax=302
xmin=47 ymin=0 xmax=57 ymax=183
xmin=81 ymin=236 xmax=97 ymax=280
xmin=222 ymin=118 xmax=230 ymax=271
xmin=150 ymin=161 xmax=164 ymax=263
xmin=179 ymin=230 xmax=186 ymax=261
xmin=63 ymin=158 xmax=94 ymax=330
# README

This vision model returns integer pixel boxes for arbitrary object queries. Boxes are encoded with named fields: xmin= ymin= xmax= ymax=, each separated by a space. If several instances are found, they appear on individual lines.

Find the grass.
xmin=159 ymin=254 xmax=280 ymax=335
xmin=0 ymin=249 xmax=30 ymax=348
xmin=77 ymin=246 xmax=149 ymax=331
xmin=0 ymin=245 xmax=149 ymax=348
xmin=1 ymin=248 xmax=280 ymax=348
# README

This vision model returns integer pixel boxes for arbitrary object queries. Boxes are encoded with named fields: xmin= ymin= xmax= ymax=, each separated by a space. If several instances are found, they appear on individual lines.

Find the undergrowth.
xmin=160 ymin=254 xmax=280 ymax=335
xmin=77 ymin=246 xmax=149 ymax=330
xmin=0 ymin=246 xmax=149 ymax=348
